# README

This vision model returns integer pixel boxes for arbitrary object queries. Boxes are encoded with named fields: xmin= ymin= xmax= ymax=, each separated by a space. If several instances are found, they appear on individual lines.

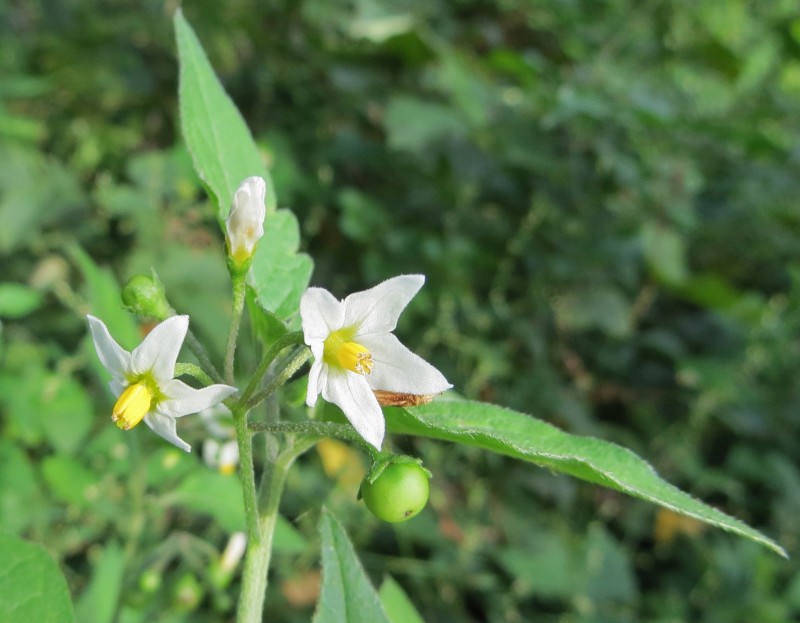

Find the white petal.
xmin=87 ymin=315 xmax=131 ymax=381
xmin=130 ymin=315 xmax=189 ymax=380
xmin=109 ymin=379 xmax=127 ymax=397
xmin=359 ymin=333 xmax=452 ymax=394
xmin=301 ymin=287 xmax=345 ymax=343
xmin=345 ymin=275 xmax=425 ymax=337
xmin=143 ymin=411 xmax=191 ymax=452
xmin=321 ymin=369 xmax=384 ymax=449
xmin=226 ymin=176 xmax=267 ymax=256
xmin=159 ymin=379 xmax=238 ymax=418
xmin=306 ymin=359 xmax=326 ymax=407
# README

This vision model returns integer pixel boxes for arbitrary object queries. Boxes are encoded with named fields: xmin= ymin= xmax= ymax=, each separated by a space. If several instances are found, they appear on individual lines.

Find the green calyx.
xmin=121 ymin=273 xmax=171 ymax=319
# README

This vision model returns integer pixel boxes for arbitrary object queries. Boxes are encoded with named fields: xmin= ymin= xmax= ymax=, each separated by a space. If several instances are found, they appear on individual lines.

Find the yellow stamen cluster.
xmin=324 ymin=328 xmax=374 ymax=375
xmin=112 ymin=383 xmax=152 ymax=431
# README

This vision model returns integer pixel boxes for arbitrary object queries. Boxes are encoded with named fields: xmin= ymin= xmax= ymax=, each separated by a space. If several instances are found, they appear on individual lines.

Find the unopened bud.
xmin=225 ymin=176 xmax=267 ymax=269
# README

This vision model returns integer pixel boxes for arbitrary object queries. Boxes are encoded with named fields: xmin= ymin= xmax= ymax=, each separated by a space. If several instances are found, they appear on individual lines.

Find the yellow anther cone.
xmin=112 ymin=383 xmax=152 ymax=430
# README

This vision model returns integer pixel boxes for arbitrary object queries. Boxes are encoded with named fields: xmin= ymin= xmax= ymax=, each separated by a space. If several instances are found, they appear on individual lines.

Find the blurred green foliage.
xmin=1 ymin=0 xmax=799 ymax=621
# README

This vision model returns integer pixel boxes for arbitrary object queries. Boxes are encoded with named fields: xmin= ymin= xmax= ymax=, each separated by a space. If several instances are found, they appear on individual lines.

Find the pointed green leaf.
xmin=74 ymin=542 xmax=125 ymax=623
xmin=248 ymin=210 xmax=313 ymax=323
xmin=70 ymin=244 xmax=138 ymax=350
xmin=0 ymin=533 xmax=75 ymax=623
xmin=313 ymin=508 xmax=391 ymax=623
xmin=386 ymin=401 xmax=785 ymax=557
xmin=378 ymin=576 xmax=425 ymax=623
xmin=173 ymin=9 xmax=275 ymax=220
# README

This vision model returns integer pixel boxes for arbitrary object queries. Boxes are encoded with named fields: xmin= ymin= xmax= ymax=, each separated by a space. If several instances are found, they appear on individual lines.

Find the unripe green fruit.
xmin=121 ymin=274 xmax=170 ymax=319
xmin=361 ymin=463 xmax=430 ymax=523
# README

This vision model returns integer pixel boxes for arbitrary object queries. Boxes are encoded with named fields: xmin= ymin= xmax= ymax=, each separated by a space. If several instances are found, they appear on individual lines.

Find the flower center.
xmin=112 ymin=383 xmax=153 ymax=430
xmin=323 ymin=328 xmax=373 ymax=375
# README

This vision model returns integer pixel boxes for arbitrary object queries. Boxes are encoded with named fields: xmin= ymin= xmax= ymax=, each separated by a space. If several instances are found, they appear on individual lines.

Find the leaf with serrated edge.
xmin=174 ymin=9 xmax=275 ymax=220
xmin=386 ymin=401 xmax=786 ymax=557
xmin=313 ymin=508 xmax=391 ymax=623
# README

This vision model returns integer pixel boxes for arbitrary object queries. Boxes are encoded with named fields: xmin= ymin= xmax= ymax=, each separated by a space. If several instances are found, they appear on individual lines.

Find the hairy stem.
xmin=239 ymin=331 xmax=306 ymax=407
xmin=225 ymin=275 xmax=247 ymax=385
xmin=236 ymin=437 xmax=317 ymax=623
xmin=173 ymin=362 xmax=216 ymax=386
xmin=246 ymin=347 xmax=311 ymax=410
xmin=183 ymin=328 xmax=224 ymax=384
xmin=233 ymin=406 xmax=259 ymax=546
xmin=248 ymin=420 xmax=377 ymax=456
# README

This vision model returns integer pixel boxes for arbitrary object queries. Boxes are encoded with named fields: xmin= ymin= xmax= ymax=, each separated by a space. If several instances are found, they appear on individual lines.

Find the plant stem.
xmin=225 ymin=274 xmax=247 ymax=385
xmin=236 ymin=437 xmax=317 ymax=623
xmin=173 ymin=362 xmax=216 ymax=386
xmin=246 ymin=348 xmax=311 ymax=410
xmin=233 ymin=406 xmax=259 ymax=546
xmin=183 ymin=328 xmax=225 ymax=383
xmin=249 ymin=421 xmax=378 ymax=456
xmin=239 ymin=331 xmax=306 ymax=407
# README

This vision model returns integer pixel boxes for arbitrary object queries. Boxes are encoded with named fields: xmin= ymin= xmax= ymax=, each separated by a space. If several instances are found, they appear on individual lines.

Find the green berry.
xmin=121 ymin=274 xmax=170 ymax=319
xmin=361 ymin=462 xmax=430 ymax=523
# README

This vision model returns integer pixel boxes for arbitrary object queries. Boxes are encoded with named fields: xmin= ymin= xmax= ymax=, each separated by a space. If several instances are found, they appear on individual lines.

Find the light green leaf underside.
xmin=0 ymin=533 xmax=75 ymax=623
xmin=174 ymin=9 xmax=275 ymax=220
xmin=313 ymin=508 xmax=391 ymax=623
xmin=386 ymin=401 xmax=786 ymax=557
xmin=248 ymin=210 xmax=313 ymax=323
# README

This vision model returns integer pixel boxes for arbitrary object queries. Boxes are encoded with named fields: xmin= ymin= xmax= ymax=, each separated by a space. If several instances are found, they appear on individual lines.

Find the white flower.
xmin=203 ymin=439 xmax=240 ymax=475
xmin=300 ymin=274 xmax=451 ymax=449
xmin=225 ymin=176 xmax=267 ymax=265
xmin=87 ymin=314 xmax=238 ymax=452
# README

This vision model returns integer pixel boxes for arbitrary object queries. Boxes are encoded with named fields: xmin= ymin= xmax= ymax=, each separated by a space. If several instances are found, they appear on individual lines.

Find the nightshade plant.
xmin=73 ymin=10 xmax=787 ymax=623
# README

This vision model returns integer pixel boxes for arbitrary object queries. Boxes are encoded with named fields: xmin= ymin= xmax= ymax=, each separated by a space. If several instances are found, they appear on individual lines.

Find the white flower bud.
xmin=225 ymin=176 xmax=267 ymax=265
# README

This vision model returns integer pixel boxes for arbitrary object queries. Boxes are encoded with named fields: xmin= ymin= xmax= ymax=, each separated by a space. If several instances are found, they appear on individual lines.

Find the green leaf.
xmin=0 ymin=532 xmax=75 ymax=623
xmin=0 ymin=283 xmax=42 ymax=318
xmin=642 ymin=222 xmax=689 ymax=286
xmin=169 ymin=470 xmax=306 ymax=552
xmin=41 ymin=375 xmax=94 ymax=454
xmin=41 ymin=456 xmax=96 ymax=509
xmin=386 ymin=401 xmax=786 ymax=557
xmin=170 ymin=470 xmax=246 ymax=532
xmin=553 ymin=287 xmax=632 ymax=338
xmin=384 ymin=96 xmax=468 ymax=152
xmin=0 ymin=145 xmax=84 ymax=253
xmin=313 ymin=508 xmax=391 ymax=623
xmin=70 ymin=244 xmax=139 ymax=350
xmin=74 ymin=542 xmax=125 ymax=623
xmin=378 ymin=576 xmax=425 ymax=623
xmin=248 ymin=210 xmax=313 ymax=323
xmin=0 ymin=441 xmax=44 ymax=535
xmin=173 ymin=8 xmax=275 ymax=221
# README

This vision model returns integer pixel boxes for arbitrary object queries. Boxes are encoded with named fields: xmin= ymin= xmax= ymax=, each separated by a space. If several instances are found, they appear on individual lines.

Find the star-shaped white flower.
xmin=87 ymin=314 xmax=238 ymax=452
xmin=300 ymin=275 xmax=452 ymax=449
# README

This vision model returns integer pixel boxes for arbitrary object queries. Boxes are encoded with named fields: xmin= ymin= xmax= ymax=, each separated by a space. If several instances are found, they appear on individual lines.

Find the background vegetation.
xmin=1 ymin=0 xmax=799 ymax=621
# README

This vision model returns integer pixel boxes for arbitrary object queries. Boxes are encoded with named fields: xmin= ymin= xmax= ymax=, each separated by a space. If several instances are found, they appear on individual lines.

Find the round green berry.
xmin=121 ymin=274 xmax=170 ymax=319
xmin=361 ymin=462 xmax=430 ymax=523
